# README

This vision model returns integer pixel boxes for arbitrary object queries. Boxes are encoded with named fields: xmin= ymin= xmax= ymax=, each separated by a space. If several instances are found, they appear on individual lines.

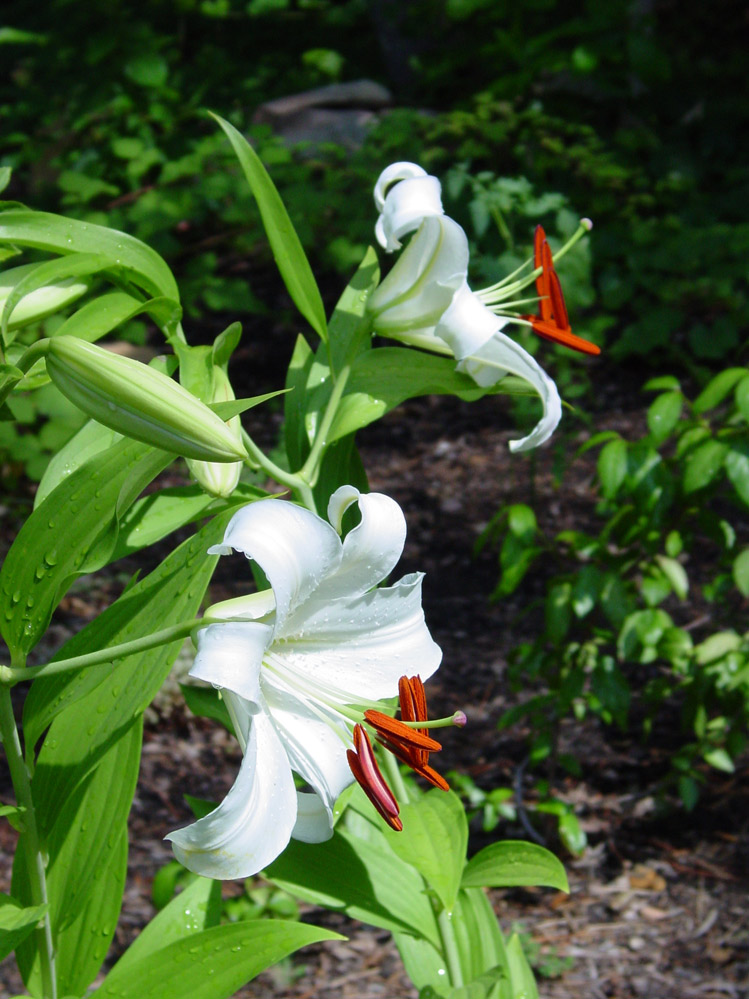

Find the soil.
xmin=1 ymin=372 xmax=748 ymax=999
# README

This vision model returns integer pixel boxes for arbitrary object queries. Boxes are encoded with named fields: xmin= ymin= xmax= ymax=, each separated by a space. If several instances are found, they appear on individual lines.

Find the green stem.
xmin=437 ymin=907 xmax=464 ymax=988
xmin=2 ymin=619 xmax=206 ymax=684
xmin=0 ymin=687 xmax=57 ymax=999
xmin=299 ymin=362 xmax=352 ymax=487
xmin=380 ymin=751 xmax=409 ymax=805
xmin=240 ymin=429 xmax=308 ymax=494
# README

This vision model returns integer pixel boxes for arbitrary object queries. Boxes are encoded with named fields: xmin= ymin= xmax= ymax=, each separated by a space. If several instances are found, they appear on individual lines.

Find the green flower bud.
xmin=46 ymin=336 xmax=247 ymax=462
xmin=0 ymin=263 xmax=90 ymax=330
xmin=186 ymin=367 xmax=243 ymax=497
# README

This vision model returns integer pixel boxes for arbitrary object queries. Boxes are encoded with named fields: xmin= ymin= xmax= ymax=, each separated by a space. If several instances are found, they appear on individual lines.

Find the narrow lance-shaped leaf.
xmin=0 ymin=210 xmax=179 ymax=304
xmin=89 ymin=920 xmax=344 ymax=999
xmin=0 ymin=439 xmax=171 ymax=657
xmin=1 ymin=253 xmax=110 ymax=340
xmin=110 ymin=876 xmax=221 ymax=975
xmin=54 ymin=290 xmax=182 ymax=344
xmin=210 ymin=112 xmax=328 ymax=343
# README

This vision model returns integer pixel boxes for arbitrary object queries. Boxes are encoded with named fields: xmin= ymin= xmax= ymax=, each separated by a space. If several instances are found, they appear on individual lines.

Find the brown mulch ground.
xmin=1 ymin=385 xmax=748 ymax=998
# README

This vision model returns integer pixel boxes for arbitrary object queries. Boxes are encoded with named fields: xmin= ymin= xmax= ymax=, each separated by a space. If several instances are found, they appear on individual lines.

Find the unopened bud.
xmin=46 ymin=336 xmax=247 ymax=462
xmin=1 ymin=264 xmax=90 ymax=331
xmin=452 ymin=710 xmax=468 ymax=728
xmin=187 ymin=367 xmax=243 ymax=496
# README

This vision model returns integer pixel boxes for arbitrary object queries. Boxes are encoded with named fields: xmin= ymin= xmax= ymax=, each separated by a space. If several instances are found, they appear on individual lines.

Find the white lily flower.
xmin=167 ymin=485 xmax=441 ymax=879
xmin=369 ymin=209 xmax=561 ymax=452
xmin=369 ymin=162 xmax=597 ymax=451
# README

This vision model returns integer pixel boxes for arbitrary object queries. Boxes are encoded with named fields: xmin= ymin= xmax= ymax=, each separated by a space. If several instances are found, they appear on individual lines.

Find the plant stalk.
xmin=0 ymin=686 xmax=56 ymax=998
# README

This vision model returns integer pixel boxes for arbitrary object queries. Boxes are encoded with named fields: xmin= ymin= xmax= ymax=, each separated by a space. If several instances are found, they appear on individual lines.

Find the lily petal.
xmin=166 ymin=710 xmax=297 ymax=879
xmin=281 ymin=573 xmax=441 ymax=699
xmin=263 ymin=683 xmax=354 ymax=820
xmin=369 ymin=216 xmax=468 ymax=336
xmin=315 ymin=487 xmax=407 ymax=601
xmin=374 ymin=163 xmax=443 ymax=251
xmin=373 ymin=162 xmax=429 ymax=212
xmin=292 ymin=791 xmax=335 ymax=843
xmin=436 ymin=282 xmax=562 ymax=451
xmin=190 ymin=620 xmax=272 ymax=707
xmin=212 ymin=499 xmax=342 ymax=628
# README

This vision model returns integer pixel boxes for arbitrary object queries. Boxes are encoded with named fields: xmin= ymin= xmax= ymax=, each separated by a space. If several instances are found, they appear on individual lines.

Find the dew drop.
xmin=11 ymin=591 xmax=21 ymax=605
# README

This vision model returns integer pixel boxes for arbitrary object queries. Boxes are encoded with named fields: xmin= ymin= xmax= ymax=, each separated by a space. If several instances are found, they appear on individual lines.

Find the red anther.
xmin=347 ymin=724 xmax=402 ymax=831
xmin=365 ymin=675 xmax=450 ymax=792
xmin=527 ymin=317 xmax=601 ymax=355
xmin=548 ymin=268 xmax=570 ymax=331
xmin=525 ymin=227 xmax=600 ymax=355
xmin=537 ymin=238 xmax=554 ymax=322
xmin=363 ymin=709 xmax=442 ymax=752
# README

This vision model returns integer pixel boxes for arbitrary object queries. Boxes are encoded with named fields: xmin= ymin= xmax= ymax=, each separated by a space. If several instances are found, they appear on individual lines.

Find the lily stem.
xmin=0 ymin=686 xmax=56 ymax=999
xmin=437 ymin=907 xmax=464 ymax=988
xmin=299 ymin=362 xmax=352 ymax=488
xmin=1 ymin=619 xmax=208 ymax=684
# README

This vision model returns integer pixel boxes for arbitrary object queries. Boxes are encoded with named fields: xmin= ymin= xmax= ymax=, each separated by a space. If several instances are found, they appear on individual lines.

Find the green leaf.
xmin=383 ymin=790 xmax=467 ymax=912
xmin=1 ymin=253 xmax=109 ymax=340
xmin=647 ymin=390 xmax=682 ymax=444
xmin=210 ymin=389 xmax=287 ymax=419
xmin=505 ymin=932 xmax=539 ymax=999
xmin=643 ymin=375 xmax=681 ymax=391
xmin=112 ymin=876 xmax=221 ymax=975
xmin=284 ymin=333 xmax=315 ymax=469
xmin=0 ymin=895 xmax=48 ymax=963
xmin=462 ymin=841 xmax=568 ymax=892
xmin=23 ymin=511 xmax=233 ymax=813
xmin=29 ymin=736 xmax=138 ymax=996
xmin=90 ymin=919 xmax=343 ymax=999
xmin=0 ymin=804 xmax=25 ymax=832
xmin=735 ymin=376 xmax=749 ymax=422
xmin=683 ymin=440 xmax=729 ymax=493
xmin=328 ymin=347 xmax=488 ymax=442
xmin=211 ymin=113 xmax=327 ymax=343
xmin=655 ymin=554 xmax=689 ymax=599
xmin=452 ymin=888 xmax=509 ymax=985
xmin=0 ymin=439 xmax=170 ymax=657
xmin=326 ymin=246 xmax=379 ymax=374
xmin=0 ymin=167 xmax=11 ymax=193
xmin=733 ymin=549 xmax=749 ymax=596
xmin=507 ymin=503 xmax=536 ymax=540
xmin=180 ymin=683 xmax=235 ymax=737
xmin=267 ymin=824 xmax=441 ymax=947
xmin=694 ymin=630 xmax=741 ymax=665
xmin=34 ymin=418 xmax=119 ymax=506
xmin=393 ymin=934 xmax=446 ymax=993
xmin=703 ymin=748 xmax=735 ymax=773
xmin=55 ymin=291 xmax=181 ymax=344
xmin=597 ymin=437 xmax=627 ymax=498
xmin=725 ymin=447 xmax=749 ymax=506
xmin=693 ymin=368 xmax=749 ymax=413
xmin=0 ymin=210 xmax=179 ymax=305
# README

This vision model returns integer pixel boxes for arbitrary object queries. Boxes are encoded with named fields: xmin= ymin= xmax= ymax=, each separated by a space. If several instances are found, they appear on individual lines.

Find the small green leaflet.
xmin=461 ymin=840 xmax=568 ymax=892
xmin=0 ymin=895 xmax=48 ymax=963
